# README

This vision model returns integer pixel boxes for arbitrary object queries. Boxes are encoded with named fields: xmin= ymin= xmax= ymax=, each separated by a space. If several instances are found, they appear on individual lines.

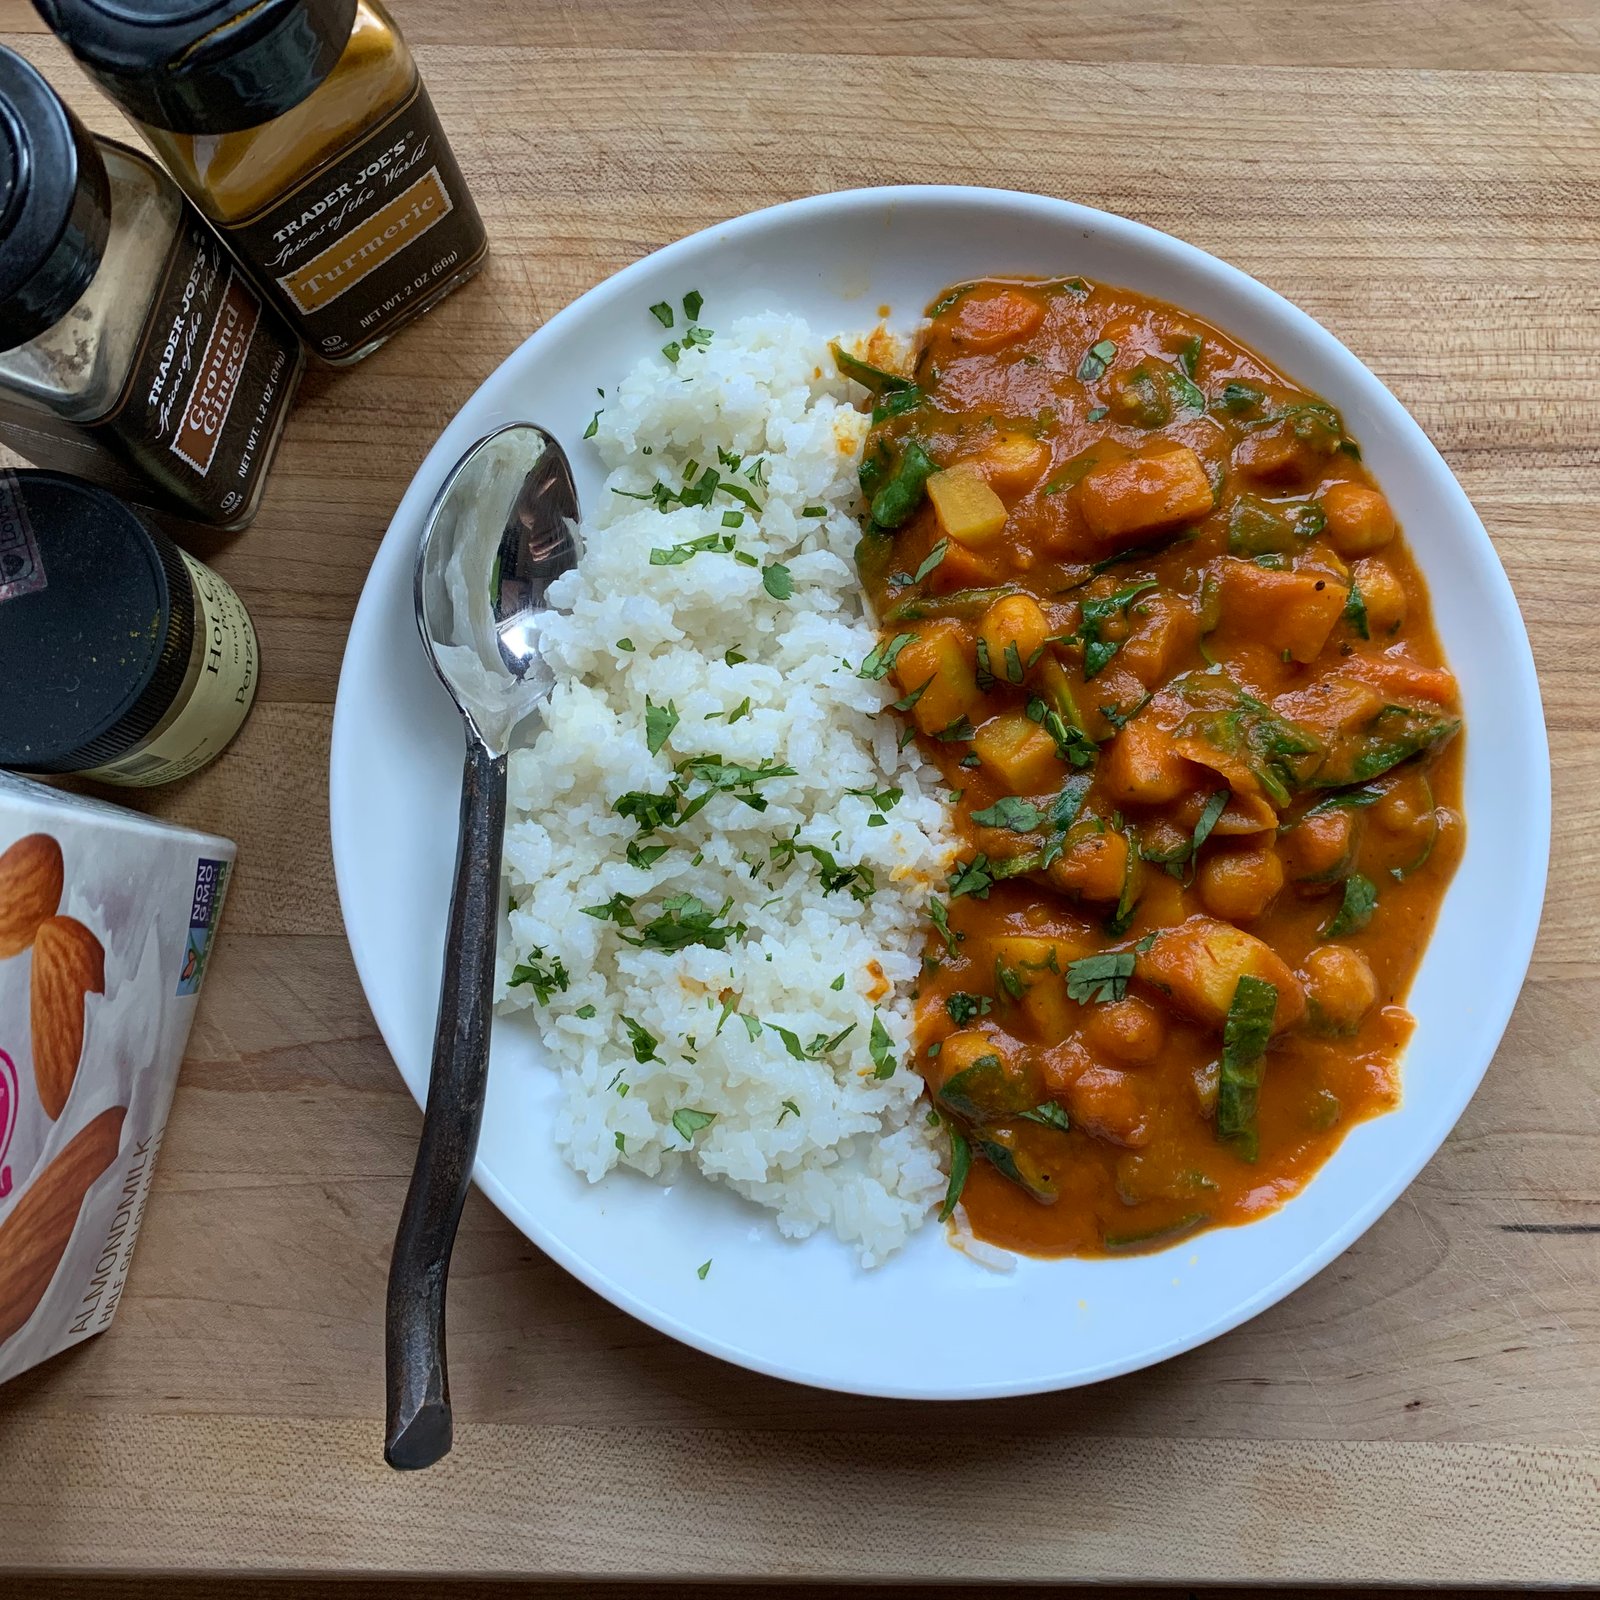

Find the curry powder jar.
xmin=0 ymin=470 xmax=259 ymax=786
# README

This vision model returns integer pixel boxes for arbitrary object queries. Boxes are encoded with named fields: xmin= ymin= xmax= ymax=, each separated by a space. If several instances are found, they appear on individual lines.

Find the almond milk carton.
xmin=0 ymin=772 xmax=234 ymax=1382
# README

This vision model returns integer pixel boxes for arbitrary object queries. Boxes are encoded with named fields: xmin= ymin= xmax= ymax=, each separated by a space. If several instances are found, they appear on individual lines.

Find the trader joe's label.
xmin=226 ymin=80 xmax=487 ymax=359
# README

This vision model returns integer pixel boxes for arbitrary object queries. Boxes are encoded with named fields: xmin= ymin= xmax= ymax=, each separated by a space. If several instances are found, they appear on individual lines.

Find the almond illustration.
xmin=0 ymin=834 xmax=64 ymax=960
xmin=30 ymin=917 xmax=106 ymax=1121
xmin=0 ymin=1105 xmax=125 ymax=1346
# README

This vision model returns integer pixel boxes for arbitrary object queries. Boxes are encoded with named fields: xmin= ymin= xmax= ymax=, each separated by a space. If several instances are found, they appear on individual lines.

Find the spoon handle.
xmin=384 ymin=734 xmax=508 ymax=1470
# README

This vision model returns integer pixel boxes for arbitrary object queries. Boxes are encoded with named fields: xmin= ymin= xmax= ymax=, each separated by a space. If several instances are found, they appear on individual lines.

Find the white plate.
xmin=331 ymin=186 xmax=1548 ymax=1398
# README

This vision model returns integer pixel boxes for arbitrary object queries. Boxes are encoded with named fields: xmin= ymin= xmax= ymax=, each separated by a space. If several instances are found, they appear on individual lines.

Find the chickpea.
xmin=975 ymin=433 xmax=1050 ymax=496
xmin=1354 ymin=557 xmax=1407 ymax=636
xmin=1281 ymin=808 xmax=1354 ymax=882
xmin=1302 ymin=945 xmax=1379 ymax=1035
xmin=930 ymin=1028 xmax=1001 ymax=1088
xmin=1197 ymin=844 xmax=1285 ymax=922
xmin=1083 ymin=996 xmax=1166 ymax=1066
xmin=1375 ymin=778 xmax=1427 ymax=836
xmin=978 ymin=594 xmax=1051 ymax=677
xmin=1320 ymin=481 xmax=1396 ymax=557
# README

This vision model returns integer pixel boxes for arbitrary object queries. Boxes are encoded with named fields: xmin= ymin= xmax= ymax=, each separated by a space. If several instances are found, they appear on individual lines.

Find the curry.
xmin=846 ymin=276 xmax=1464 ymax=1258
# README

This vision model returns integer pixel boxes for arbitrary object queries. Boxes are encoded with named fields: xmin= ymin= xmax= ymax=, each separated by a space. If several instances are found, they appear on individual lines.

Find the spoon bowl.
xmin=385 ymin=422 xmax=578 ymax=1471
xmin=413 ymin=423 xmax=579 ymax=751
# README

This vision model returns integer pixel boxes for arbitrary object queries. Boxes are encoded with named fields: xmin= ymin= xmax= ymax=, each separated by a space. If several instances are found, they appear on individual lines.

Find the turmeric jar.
xmin=37 ymin=0 xmax=488 ymax=366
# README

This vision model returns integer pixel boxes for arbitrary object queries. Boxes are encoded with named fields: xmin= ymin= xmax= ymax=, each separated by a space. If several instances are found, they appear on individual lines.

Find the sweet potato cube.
xmin=1078 ymin=445 xmax=1213 ymax=545
xmin=1218 ymin=558 xmax=1346 ymax=663
xmin=927 ymin=464 xmax=1009 ymax=548
xmin=952 ymin=289 xmax=1046 ymax=352
xmin=1135 ymin=916 xmax=1307 ymax=1031
xmin=1115 ymin=593 xmax=1201 ymax=687
xmin=971 ymin=711 xmax=1061 ymax=792
xmin=1103 ymin=717 xmax=1190 ymax=805
xmin=890 ymin=621 xmax=981 ymax=737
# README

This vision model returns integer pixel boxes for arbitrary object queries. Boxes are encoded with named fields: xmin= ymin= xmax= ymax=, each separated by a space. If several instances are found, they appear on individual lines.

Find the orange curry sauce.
xmin=850 ymin=277 xmax=1464 ymax=1257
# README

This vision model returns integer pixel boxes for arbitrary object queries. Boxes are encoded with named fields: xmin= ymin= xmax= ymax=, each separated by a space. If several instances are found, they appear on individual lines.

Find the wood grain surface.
xmin=2 ymin=0 xmax=1598 ymax=1585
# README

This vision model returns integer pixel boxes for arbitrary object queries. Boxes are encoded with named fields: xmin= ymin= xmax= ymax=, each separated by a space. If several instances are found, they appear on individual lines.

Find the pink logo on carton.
xmin=0 ymin=1047 xmax=17 ymax=1198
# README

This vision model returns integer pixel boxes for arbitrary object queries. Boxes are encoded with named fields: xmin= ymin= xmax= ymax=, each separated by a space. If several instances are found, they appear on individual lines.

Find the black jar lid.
xmin=0 ymin=46 xmax=111 ymax=352
xmin=0 ymin=470 xmax=197 ymax=774
xmin=32 ymin=0 xmax=359 ymax=136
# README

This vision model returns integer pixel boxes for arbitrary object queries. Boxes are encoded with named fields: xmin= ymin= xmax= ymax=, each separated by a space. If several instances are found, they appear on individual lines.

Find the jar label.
xmin=169 ymin=269 xmax=262 ymax=477
xmin=85 ymin=552 xmax=259 ymax=788
xmin=79 ymin=221 xmax=300 ymax=526
xmin=224 ymin=80 xmax=487 ymax=359
xmin=0 ymin=470 xmax=47 ymax=603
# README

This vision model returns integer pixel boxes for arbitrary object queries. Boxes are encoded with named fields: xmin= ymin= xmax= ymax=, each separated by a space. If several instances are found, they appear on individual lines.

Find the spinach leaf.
xmin=1216 ymin=974 xmax=1277 ymax=1160
xmin=1103 ymin=1212 xmax=1209 ymax=1252
xmin=1075 ymin=579 xmax=1158 ymax=680
xmin=1310 ymin=705 xmax=1461 ymax=789
xmin=871 ymin=440 xmax=938 ymax=529
xmin=938 ymin=1124 xmax=972 ymax=1221
xmin=831 ymin=342 xmax=914 ymax=394
xmin=1344 ymin=580 xmax=1370 ymax=639
xmin=1172 ymin=671 xmax=1324 ymax=806
xmin=1321 ymin=872 xmax=1378 ymax=938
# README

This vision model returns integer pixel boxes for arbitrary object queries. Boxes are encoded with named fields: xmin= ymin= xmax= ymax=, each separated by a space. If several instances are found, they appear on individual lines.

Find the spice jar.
xmin=38 ymin=0 xmax=489 ymax=367
xmin=0 ymin=470 xmax=259 ymax=787
xmin=0 ymin=47 xmax=302 ymax=530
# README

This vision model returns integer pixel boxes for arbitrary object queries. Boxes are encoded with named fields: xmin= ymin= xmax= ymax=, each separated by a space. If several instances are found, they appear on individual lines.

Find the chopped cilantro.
xmin=948 ymin=854 xmax=995 ymax=899
xmin=1065 ymin=951 xmax=1136 ymax=1004
xmin=619 ymin=893 xmax=741 ymax=953
xmin=970 ymin=796 xmax=1043 ymax=832
xmin=945 ymin=992 xmax=992 ymax=1025
xmin=649 ymin=301 xmax=674 ymax=328
xmin=762 ymin=563 xmax=794 ymax=600
xmin=858 ymin=632 xmax=916 ymax=680
xmin=644 ymin=696 xmax=679 ymax=755
xmin=672 ymin=1106 xmax=717 ymax=1141
xmin=869 ymin=1014 xmax=896 ymax=1079
xmin=1077 ymin=338 xmax=1118 ymax=381
xmin=508 ymin=948 xmax=570 ymax=1004
xmin=620 ymin=1015 xmax=660 ymax=1063
xmin=912 ymin=539 xmax=949 ymax=583
xmin=928 ymin=896 xmax=962 ymax=953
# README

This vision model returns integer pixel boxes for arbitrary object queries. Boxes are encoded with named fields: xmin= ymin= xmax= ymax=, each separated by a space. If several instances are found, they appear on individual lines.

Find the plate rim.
xmin=331 ymin=183 xmax=1551 ymax=1399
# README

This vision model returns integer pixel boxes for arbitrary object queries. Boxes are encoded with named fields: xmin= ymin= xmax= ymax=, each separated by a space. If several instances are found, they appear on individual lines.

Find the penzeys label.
xmin=224 ymin=79 xmax=487 ymax=360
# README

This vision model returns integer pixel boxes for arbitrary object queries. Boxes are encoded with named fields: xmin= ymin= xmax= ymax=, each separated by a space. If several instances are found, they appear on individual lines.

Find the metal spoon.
xmin=385 ymin=423 xmax=579 ymax=1471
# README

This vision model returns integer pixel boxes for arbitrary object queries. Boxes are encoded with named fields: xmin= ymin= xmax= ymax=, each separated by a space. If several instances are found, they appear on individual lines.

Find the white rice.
xmin=498 ymin=312 xmax=956 ymax=1265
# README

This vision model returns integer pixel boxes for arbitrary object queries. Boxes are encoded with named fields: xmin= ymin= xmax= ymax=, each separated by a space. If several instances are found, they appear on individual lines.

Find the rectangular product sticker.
xmin=170 ymin=271 xmax=260 ymax=476
xmin=0 ymin=470 xmax=46 ymax=603
xmin=177 ymin=856 xmax=231 ymax=995
xmin=224 ymin=80 xmax=487 ymax=358
xmin=276 ymin=165 xmax=453 ymax=316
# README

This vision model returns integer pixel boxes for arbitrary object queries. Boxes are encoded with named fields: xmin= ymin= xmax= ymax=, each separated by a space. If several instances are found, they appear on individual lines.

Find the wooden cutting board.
xmin=1 ymin=0 xmax=1596 ymax=1584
